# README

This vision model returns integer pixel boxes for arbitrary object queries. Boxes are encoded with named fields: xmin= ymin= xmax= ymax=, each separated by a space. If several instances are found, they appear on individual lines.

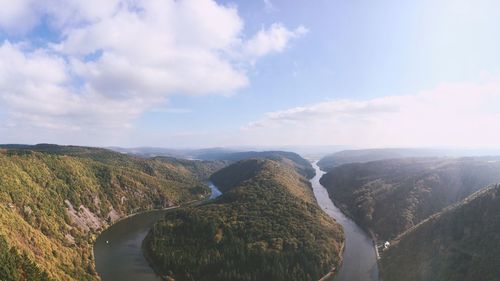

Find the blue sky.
xmin=1 ymin=0 xmax=500 ymax=148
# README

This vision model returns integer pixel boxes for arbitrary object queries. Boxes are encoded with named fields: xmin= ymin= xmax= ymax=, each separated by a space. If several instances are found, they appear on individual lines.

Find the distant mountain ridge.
xmin=108 ymin=146 xmax=316 ymax=178
xmin=318 ymin=148 xmax=500 ymax=171
xmin=108 ymin=146 xmax=239 ymax=159
xmin=317 ymin=148 xmax=446 ymax=171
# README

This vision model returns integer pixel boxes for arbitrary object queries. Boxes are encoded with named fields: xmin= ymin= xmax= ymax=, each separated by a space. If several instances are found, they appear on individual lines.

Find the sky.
xmin=1 ymin=0 xmax=500 ymax=148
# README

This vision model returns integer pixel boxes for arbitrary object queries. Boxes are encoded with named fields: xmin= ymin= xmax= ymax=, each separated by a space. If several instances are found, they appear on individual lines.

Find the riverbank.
xmin=93 ymin=183 xmax=221 ymax=281
xmin=311 ymin=161 xmax=379 ymax=281
xmin=90 ymin=198 xmax=202 ymax=276
xmin=324 ymin=183 xmax=387 ymax=258
xmin=141 ymin=193 xmax=224 ymax=281
xmin=317 ymin=240 xmax=345 ymax=281
xmin=142 ymin=232 xmax=169 ymax=281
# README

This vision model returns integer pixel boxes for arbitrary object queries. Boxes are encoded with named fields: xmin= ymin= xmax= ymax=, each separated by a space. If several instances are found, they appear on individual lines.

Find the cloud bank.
xmin=244 ymin=78 xmax=500 ymax=147
xmin=0 ymin=0 xmax=306 ymax=131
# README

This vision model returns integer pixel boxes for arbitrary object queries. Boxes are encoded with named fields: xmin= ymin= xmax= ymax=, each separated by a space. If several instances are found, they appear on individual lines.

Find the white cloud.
xmin=243 ymin=79 xmax=500 ymax=147
xmin=0 ymin=0 xmax=121 ymax=33
xmin=0 ymin=0 xmax=306 ymax=132
xmin=0 ymin=42 xmax=151 ymax=130
xmin=0 ymin=0 xmax=38 ymax=33
xmin=243 ymin=24 xmax=308 ymax=61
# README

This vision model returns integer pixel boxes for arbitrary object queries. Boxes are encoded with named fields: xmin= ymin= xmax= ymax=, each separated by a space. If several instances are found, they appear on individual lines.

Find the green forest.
xmin=0 ymin=145 xmax=223 ymax=280
xmin=144 ymin=158 xmax=344 ymax=281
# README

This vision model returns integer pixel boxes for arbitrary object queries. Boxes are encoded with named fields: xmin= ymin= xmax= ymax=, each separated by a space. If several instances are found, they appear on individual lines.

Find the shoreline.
xmin=139 ymin=195 xmax=222 ymax=281
xmin=142 ymin=232 xmax=169 ymax=281
xmin=325 ymin=190 xmax=384 ymax=279
xmin=90 ymin=192 xmax=211 ymax=280
xmin=309 ymin=161 xmax=345 ymax=281
xmin=317 ymin=240 xmax=345 ymax=281
xmin=329 ymin=195 xmax=381 ymax=251
xmin=314 ymin=162 xmax=381 ymax=281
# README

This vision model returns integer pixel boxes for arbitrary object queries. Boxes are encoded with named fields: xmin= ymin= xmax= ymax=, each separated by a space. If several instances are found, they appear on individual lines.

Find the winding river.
xmin=94 ymin=164 xmax=378 ymax=281
xmin=310 ymin=161 xmax=379 ymax=281
xmin=94 ymin=182 xmax=222 ymax=281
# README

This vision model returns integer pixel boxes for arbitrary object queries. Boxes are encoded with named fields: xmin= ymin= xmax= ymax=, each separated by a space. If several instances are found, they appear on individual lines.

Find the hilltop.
xmin=144 ymin=158 xmax=344 ymax=281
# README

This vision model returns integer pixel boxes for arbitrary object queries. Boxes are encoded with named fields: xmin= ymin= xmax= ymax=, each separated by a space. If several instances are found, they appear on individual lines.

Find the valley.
xmin=310 ymin=162 xmax=379 ymax=281
xmin=1 ymin=145 xmax=500 ymax=281
xmin=3 ymin=2 xmax=499 ymax=280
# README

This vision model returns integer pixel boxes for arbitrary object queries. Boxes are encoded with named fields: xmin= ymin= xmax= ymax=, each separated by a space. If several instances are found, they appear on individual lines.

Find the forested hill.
xmin=209 ymin=158 xmax=314 ymax=201
xmin=319 ymin=157 xmax=500 ymax=241
xmin=197 ymin=151 xmax=315 ymax=179
xmin=0 ymin=145 xmax=223 ymax=281
xmin=144 ymin=158 xmax=344 ymax=281
xmin=380 ymin=184 xmax=500 ymax=281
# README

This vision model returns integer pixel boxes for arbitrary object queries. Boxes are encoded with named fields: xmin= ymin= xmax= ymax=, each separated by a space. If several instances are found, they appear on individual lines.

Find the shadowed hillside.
xmin=319 ymin=157 xmax=500 ymax=240
xmin=380 ymin=185 xmax=500 ymax=281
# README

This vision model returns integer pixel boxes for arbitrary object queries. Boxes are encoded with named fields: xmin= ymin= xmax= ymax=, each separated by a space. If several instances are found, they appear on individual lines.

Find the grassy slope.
xmin=0 ymin=145 xmax=224 ymax=280
xmin=380 ymin=185 xmax=500 ymax=281
xmin=319 ymin=157 xmax=500 ymax=240
xmin=144 ymin=159 xmax=344 ymax=281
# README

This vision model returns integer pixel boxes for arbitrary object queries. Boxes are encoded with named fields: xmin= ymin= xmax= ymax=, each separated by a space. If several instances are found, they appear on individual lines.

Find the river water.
xmin=310 ymin=161 xmax=380 ymax=281
xmin=94 ymin=182 xmax=222 ymax=281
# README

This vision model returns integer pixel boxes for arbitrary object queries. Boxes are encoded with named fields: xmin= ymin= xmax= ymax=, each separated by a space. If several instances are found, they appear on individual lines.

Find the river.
xmin=93 ymin=182 xmax=222 ymax=281
xmin=95 ymin=165 xmax=378 ymax=281
xmin=310 ymin=161 xmax=380 ymax=281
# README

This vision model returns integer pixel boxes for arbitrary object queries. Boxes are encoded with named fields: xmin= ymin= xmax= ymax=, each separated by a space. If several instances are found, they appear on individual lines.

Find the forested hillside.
xmin=144 ymin=158 xmax=344 ymax=281
xmin=0 ymin=145 xmax=223 ymax=280
xmin=380 ymin=185 xmax=500 ymax=281
xmin=319 ymin=157 xmax=500 ymax=240
xmin=0 ymin=235 xmax=51 ymax=281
